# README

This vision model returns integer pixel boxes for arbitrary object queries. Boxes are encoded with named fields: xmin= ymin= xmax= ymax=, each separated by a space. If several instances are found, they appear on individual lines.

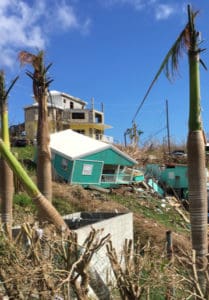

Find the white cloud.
xmin=102 ymin=0 xmax=181 ymax=20
xmin=57 ymin=3 xmax=79 ymax=29
xmin=155 ymin=4 xmax=175 ymax=20
xmin=0 ymin=0 xmax=90 ymax=68
xmin=103 ymin=0 xmax=146 ymax=10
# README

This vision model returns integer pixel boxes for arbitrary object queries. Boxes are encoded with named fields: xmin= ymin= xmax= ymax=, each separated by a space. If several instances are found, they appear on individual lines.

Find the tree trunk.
xmin=0 ymin=159 xmax=13 ymax=237
xmin=187 ymin=131 xmax=208 ymax=291
xmin=0 ymin=101 xmax=13 ymax=238
xmin=188 ymin=131 xmax=208 ymax=256
xmin=37 ymin=89 xmax=52 ymax=202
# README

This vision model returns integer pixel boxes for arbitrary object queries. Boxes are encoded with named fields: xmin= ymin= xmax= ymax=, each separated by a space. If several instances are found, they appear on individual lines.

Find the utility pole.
xmin=166 ymin=99 xmax=171 ymax=154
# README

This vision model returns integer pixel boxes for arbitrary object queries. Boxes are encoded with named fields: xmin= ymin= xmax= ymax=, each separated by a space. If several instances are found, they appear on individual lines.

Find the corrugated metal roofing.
xmin=50 ymin=129 xmax=136 ymax=163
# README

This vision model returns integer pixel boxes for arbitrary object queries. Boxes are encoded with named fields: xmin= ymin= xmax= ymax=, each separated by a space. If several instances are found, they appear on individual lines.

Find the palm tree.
xmin=19 ymin=51 xmax=53 ymax=202
xmin=130 ymin=122 xmax=143 ymax=147
xmin=164 ymin=5 xmax=208 ymax=278
xmin=186 ymin=7 xmax=208 ymax=292
xmin=132 ymin=4 xmax=207 ymax=292
xmin=0 ymin=71 xmax=18 ymax=237
xmin=124 ymin=124 xmax=143 ymax=147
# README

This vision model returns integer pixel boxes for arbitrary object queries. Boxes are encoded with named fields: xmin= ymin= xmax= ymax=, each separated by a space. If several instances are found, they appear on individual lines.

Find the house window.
xmin=61 ymin=158 xmax=68 ymax=170
xmin=70 ymin=102 xmax=74 ymax=109
xmin=82 ymin=164 xmax=93 ymax=175
xmin=72 ymin=112 xmax=85 ymax=119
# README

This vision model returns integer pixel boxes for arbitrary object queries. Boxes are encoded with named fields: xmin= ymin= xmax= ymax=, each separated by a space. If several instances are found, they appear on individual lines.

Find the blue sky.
xmin=2 ymin=0 xmax=209 ymax=146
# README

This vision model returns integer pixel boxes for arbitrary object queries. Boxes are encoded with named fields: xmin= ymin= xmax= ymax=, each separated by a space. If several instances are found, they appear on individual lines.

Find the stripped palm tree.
xmin=0 ymin=71 xmax=18 ymax=237
xmin=19 ymin=51 xmax=53 ymax=203
xmin=132 ymin=5 xmax=207 ymax=293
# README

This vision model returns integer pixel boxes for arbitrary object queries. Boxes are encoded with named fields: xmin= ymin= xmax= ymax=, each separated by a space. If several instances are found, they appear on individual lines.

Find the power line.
xmin=131 ymin=78 xmax=157 ymax=124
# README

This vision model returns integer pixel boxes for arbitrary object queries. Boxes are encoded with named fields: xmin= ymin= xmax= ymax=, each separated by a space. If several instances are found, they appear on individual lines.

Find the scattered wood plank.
xmin=88 ymin=185 xmax=110 ymax=194
xmin=174 ymin=207 xmax=190 ymax=223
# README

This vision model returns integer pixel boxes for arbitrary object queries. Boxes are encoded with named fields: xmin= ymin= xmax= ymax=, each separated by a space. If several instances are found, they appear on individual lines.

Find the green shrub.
xmin=53 ymin=197 xmax=74 ymax=215
xmin=14 ymin=193 xmax=35 ymax=208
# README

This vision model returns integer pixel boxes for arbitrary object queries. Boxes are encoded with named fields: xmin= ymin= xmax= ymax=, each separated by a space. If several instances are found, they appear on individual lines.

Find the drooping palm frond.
xmin=132 ymin=8 xmax=200 ymax=123
xmin=0 ymin=71 xmax=19 ymax=103
xmin=0 ymin=71 xmax=5 ymax=102
xmin=4 ymin=76 xmax=19 ymax=101
xmin=163 ymin=26 xmax=189 ymax=81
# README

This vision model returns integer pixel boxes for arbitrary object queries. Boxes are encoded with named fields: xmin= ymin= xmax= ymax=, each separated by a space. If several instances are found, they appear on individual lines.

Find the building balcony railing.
xmin=101 ymin=173 xmax=133 ymax=184
xmin=97 ymin=134 xmax=114 ymax=143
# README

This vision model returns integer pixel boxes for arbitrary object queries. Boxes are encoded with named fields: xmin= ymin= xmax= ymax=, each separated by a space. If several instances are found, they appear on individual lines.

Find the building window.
xmin=70 ymin=102 xmax=74 ymax=109
xmin=72 ymin=112 xmax=85 ymax=119
xmin=63 ymin=99 xmax=66 ymax=103
xmin=61 ymin=158 xmax=68 ymax=170
xmin=95 ymin=113 xmax=102 ymax=123
xmin=82 ymin=164 xmax=93 ymax=175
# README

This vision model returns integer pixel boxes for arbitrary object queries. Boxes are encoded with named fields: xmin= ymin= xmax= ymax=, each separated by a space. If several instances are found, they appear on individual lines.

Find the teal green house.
xmin=160 ymin=164 xmax=188 ymax=190
xmin=145 ymin=164 xmax=188 ymax=188
xmin=145 ymin=163 xmax=188 ymax=197
xmin=50 ymin=130 xmax=137 ymax=188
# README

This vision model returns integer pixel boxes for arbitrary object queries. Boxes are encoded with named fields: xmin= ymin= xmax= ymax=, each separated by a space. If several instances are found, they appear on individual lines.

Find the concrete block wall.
xmin=64 ymin=212 xmax=133 ymax=284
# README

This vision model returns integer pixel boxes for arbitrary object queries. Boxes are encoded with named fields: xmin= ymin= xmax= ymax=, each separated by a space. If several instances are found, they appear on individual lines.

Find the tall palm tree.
xmin=0 ymin=71 xmax=18 ymax=237
xmin=132 ymin=4 xmax=207 ymax=292
xmin=186 ymin=7 xmax=208 ymax=292
xmin=19 ymin=51 xmax=53 ymax=202
xmin=163 ymin=5 xmax=208 ymax=271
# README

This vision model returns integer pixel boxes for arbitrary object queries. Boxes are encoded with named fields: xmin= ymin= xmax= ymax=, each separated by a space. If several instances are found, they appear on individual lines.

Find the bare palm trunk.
xmin=37 ymin=89 xmax=52 ymax=202
xmin=187 ymin=131 xmax=207 ymax=255
xmin=0 ymin=159 xmax=13 ymax=236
